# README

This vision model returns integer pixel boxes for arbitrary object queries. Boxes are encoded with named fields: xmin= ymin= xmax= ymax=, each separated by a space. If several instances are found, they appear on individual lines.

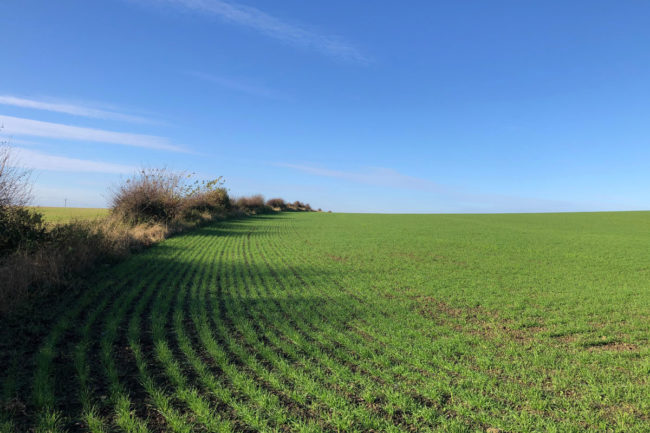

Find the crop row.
xmin=1 ymin=215 xmax=647 ymax=432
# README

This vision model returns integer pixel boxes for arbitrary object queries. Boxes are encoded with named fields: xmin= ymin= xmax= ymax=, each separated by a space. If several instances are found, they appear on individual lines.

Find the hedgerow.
xmin=0 ymin=148 xmax=314 ymax=315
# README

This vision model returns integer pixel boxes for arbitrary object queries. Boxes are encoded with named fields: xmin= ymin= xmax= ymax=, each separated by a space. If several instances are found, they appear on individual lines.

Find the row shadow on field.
xmin=2 ymin=214 xmax=648 ymax=432
xmin=1 ymin=220 xmax=384 ymax=432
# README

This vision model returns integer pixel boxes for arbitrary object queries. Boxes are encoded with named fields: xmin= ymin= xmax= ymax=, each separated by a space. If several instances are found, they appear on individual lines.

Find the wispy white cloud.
xmin=12 ymin=148 xmax=137 ymax=174
xmin=277 ymin=163 xmax=446 ymax=191
xmin=144 ymin=0 xmax=366 ymax=61
xmin=0 ymin=95 xmax=152 ymax=123
xmin=186 ymin=71 xmax=288 ymax=100
xmin=277 ymin=162 xmax=596 ymax=213
xmin=0 ymin=115 xmax=186 ymax=153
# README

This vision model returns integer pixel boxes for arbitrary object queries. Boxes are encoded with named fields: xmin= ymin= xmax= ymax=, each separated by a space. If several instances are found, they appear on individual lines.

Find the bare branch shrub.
xmin=234 ymin=194 xmax=270 ymax=213
xmin=111 ymin=169 xmax=231 ymax=224
xmin=110 ymin=168 xmax=189 ymax=223
xmin=182 ymin=176 xmax=230 ymax=216
xmin=266 ymin=198 xmax=287 ymax=210
xmin=286 ymin=200 xmax=313 ymax=212
xmin=0 ymin=144 xmax=32 ymax=208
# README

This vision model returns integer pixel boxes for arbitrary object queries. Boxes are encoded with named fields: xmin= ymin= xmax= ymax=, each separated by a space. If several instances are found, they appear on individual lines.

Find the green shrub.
xmin=0 ymin=207 xmax=48 ymax=257
xmin=0 ymin=143 xmax=45 ymax=256
xmin=182 ymin=177 xmax=230 ymax=216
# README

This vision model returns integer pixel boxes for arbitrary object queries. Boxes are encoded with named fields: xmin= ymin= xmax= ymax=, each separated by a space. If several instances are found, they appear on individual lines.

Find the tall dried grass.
xmin=0 ymin=217 xmax=170 ymax=314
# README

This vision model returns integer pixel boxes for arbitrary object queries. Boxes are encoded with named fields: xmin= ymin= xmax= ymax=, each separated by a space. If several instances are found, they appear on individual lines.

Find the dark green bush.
xmin=0 ymin=207 xmax=48 ymax=257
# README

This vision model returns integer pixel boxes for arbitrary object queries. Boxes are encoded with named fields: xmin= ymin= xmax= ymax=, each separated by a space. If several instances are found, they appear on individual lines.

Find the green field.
xmin=31 ymin=207 xmax=109 ymax=223
xmin=1 ymin=212 xmax=649 ymax=432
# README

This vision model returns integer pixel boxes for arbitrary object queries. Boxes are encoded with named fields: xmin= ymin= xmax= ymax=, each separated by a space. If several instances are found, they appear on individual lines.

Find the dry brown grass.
xmin=0 ymin=216 xmax=172 ymax=315
xmin=0 ymin=205 xmax=237 ymax=315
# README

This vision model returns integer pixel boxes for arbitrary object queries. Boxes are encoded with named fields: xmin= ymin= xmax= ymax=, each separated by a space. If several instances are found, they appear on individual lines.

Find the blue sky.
xmin=2 ymin=1 xmax=650 ymax=212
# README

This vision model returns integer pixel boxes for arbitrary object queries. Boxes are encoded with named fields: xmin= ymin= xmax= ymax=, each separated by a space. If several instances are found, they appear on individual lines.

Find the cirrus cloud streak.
xmin=0 ymin=115 xmax=186 ymax=153
xmin=12 ymin=147 xmax=137 ymax=174
xmin=0 ymin=95 xmax=152 ymax=123
xmin=142 ymin=0 xmax=366 ymax=61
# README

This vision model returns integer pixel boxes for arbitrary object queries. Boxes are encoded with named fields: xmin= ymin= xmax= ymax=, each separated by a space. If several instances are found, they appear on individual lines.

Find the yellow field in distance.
xmin=31 ymin=207 xmax=109 ymax=223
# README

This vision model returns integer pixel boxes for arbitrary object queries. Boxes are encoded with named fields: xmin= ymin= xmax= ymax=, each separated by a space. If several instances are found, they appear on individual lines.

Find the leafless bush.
xmin=111 ymin=169 xmax=232 ymax=224
xmin=287 ymin=200 xmax=314 ymax=212
xmin=182 ymin=177 xmax=230 ymax=219
xmin=266 ymin=198 xmax=287 ymax=210
xmin=110 ymin=168 xmax=189 ymax=223
xmin=0 ymin=144 xmax=32 ymax=208
xmin=234 ymin=194 xmax=270 ymax=213
xmin=0 ymin=145 xmax=44 ymax=257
